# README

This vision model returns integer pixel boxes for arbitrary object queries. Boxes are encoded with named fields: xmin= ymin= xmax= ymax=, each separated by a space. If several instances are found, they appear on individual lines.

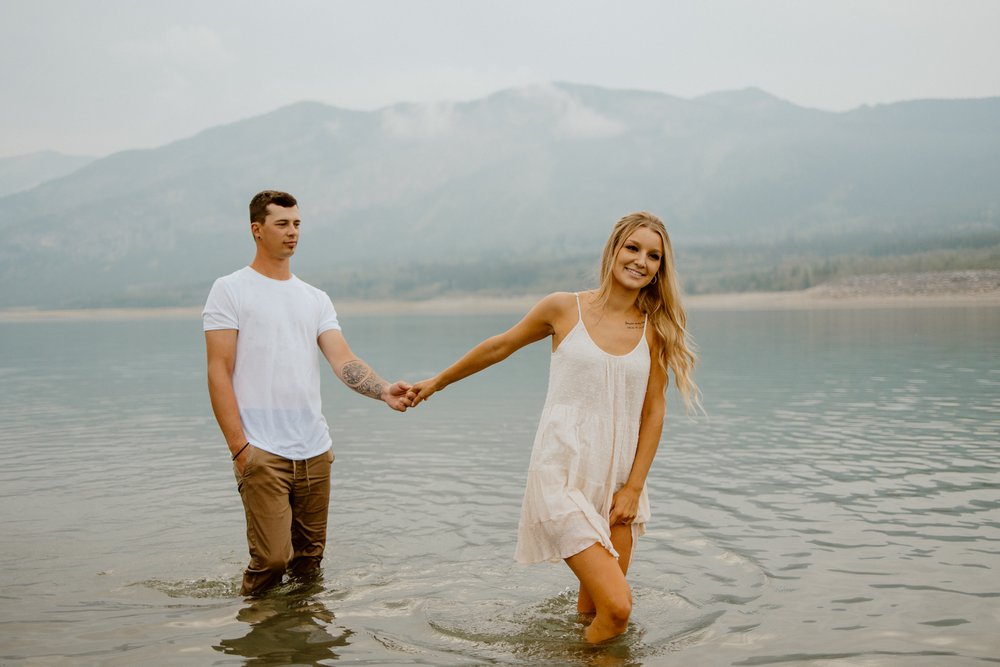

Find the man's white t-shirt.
xmin=203 ymin=266 xmax=341 ymax=460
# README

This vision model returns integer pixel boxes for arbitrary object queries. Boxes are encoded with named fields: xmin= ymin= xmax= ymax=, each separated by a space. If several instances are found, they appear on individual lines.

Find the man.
xmin=204 ymin=190 xmax=412 ymax=596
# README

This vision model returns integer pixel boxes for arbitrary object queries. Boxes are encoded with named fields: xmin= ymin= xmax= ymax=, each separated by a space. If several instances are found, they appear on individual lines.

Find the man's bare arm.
xmin=339 ymin=358 xmax=388 ymax=399
xmin=318 ymin=329 xmax=412 ymax=411
xmin=205 ymin=329 xmax=249 ymax=457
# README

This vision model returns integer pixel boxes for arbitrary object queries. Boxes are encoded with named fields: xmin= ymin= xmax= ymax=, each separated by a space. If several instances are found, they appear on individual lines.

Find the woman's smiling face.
xmin=613 ymin=226 xmax=663 ymax=290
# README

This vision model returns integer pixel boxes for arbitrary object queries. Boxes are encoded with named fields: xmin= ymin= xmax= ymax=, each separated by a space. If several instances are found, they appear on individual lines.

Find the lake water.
xmin=0 ymin=305 xmax=998 ymax=666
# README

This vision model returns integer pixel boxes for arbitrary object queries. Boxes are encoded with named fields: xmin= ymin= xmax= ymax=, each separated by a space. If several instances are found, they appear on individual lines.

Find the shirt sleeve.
xmin=203 ymin=278 xmax=239 ymax=331
xmin=317 ymin=291 xmax=341 ymax=335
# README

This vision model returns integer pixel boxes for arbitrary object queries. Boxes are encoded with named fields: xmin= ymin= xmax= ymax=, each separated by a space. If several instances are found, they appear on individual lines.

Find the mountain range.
xmin=0 ymin=151 xmax=95 ymax=198
xmin=1 ymin=82 xmax=998 ymax=308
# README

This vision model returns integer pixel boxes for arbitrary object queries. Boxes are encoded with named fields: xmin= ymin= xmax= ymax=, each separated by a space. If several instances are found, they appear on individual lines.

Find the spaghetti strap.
xmin=574 ymin=292 xmax=583 ymax=320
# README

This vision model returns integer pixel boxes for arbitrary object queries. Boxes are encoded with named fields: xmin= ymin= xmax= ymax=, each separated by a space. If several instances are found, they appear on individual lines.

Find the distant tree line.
xmin=310 ymin=231 xmax=1000 ymax=300
xmin=683 ymin=229 xmax=1000 ymax=293
xmin=74 ymin=227 xmax=1000 ymax=308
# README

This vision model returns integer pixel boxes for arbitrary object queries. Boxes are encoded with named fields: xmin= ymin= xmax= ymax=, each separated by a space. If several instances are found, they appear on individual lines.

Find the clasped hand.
xmin=385 ymin=377 xmax=439 ymax=412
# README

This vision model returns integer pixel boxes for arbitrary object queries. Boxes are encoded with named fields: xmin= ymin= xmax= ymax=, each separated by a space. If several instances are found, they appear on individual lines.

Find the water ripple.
xmin=2 ymin=309 xmax=999 ymax=664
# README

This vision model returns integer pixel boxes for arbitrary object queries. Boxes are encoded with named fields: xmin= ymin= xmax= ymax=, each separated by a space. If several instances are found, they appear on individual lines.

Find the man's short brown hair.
xmin=249 ymin=190 xmax=298 ymax=224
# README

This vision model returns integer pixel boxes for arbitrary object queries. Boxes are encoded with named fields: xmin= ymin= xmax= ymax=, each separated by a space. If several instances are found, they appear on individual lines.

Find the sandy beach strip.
xmin=686 ymin=290 xmax=1000 ymax=310
xmin=3 ymin=270 xmax=999 ymax=321
xmin=2 ymin=290 xmax=999 ymax=322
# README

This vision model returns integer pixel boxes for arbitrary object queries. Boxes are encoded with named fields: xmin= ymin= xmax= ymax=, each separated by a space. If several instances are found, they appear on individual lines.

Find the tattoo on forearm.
xmin=342 ymin=359 xmax=387 ymax=400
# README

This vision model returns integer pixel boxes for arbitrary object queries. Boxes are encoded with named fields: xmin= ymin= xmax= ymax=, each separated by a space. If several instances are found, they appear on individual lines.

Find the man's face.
xmin=253 ymin=204 xmax=300 ymax=259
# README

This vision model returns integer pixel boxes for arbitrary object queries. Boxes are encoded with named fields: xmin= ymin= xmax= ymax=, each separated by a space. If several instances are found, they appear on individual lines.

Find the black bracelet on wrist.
xmin=232 ymin=442 xmax=250 ymax=461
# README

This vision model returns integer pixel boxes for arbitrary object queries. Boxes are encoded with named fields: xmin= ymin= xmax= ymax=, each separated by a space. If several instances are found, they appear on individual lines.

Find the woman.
xmin=410 ymin=212 xmax=699 ymax=643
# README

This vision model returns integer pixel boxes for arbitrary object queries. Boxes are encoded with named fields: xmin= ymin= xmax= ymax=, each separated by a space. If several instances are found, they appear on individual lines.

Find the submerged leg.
xmin=565 ymin=540 xmax=633 ymax=643
xmin=288 ymin=452 xmax=333 ymax=578
xmin=239 ymin=451 xmax=294 ymax=596
xmin=577 ymin=523 xmax=634 ymax=614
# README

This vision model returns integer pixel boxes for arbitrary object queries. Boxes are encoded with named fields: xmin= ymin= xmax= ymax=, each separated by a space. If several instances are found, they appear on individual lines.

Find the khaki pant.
xmin=234 ymin=446 xmax=334 ymax=596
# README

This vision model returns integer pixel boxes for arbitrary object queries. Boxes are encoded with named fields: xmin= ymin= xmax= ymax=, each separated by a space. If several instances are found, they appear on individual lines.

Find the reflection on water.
xmin=0 ymin=307 xmax=998 ymax=665
xmin=215 ymin=581 xmax=351 ymax=666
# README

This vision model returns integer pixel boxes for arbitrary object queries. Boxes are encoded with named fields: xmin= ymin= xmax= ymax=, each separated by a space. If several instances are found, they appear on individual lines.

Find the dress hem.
xmin=514 ymin=521 xmax=645 ymax=565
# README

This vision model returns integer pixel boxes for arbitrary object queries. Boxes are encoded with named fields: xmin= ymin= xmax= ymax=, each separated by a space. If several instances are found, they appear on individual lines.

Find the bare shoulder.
xmin=535 ymin=291 xmax=578 ymax=314
xmin=527 ymin=291 xmax=579 ymax=325
xmin=529 ymin=291 xmax=582 ymax=342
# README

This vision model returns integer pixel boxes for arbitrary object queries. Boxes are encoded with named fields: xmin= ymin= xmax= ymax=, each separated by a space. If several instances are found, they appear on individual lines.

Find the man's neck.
xmin=250 ymin=255 xmax=293 ymax=281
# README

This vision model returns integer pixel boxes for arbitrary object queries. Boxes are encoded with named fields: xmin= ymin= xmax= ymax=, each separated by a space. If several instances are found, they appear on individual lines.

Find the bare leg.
xmin=577 ymin=523 xmax=634 ymax=614
xmin=565 ymin=538 xmax=633 ymax=643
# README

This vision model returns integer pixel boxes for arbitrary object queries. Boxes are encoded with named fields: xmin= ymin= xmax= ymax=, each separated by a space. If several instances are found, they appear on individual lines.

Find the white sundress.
xmin=514 ymin=293 xmax=652 ymax=564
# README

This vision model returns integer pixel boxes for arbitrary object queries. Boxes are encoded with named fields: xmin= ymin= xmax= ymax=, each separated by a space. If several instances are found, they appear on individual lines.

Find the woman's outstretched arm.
xmin=410 ymin=292 xmax=571 ymax=406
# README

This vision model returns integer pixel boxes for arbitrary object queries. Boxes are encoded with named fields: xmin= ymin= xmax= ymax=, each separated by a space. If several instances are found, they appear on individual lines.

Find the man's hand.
xmin=382 ymin=380 xmax=414 ymax=412
xmin=232 ymin=443 xmax=253 ymax=476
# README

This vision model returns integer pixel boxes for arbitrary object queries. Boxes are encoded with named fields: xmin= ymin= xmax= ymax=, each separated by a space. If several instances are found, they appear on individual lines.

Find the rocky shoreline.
xmin=806 ymin=270 xmax=1000 ymax=298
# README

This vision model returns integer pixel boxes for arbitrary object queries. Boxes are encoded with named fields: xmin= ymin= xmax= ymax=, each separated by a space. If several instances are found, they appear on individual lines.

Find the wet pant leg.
xmin=236 ymin=447 xmax=332 ymax=595
xmin=288 ymin=449 xmax=334 ymax=577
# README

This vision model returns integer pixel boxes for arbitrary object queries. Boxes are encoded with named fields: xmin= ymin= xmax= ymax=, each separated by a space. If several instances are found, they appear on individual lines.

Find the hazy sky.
xmin=3 ymin=0 xmax=999 ymax=158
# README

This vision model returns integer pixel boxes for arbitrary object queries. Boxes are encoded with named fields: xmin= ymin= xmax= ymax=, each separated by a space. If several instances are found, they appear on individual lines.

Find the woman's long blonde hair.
xmin=595 ymin=212 xmax=700 ymax=413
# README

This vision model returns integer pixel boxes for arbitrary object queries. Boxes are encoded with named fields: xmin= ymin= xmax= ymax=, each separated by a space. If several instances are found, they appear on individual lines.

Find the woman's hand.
xmin=409 ymin=377 xmax=441 ymax=407
xmin=609 ymin=485 xmax=641 ymax=526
